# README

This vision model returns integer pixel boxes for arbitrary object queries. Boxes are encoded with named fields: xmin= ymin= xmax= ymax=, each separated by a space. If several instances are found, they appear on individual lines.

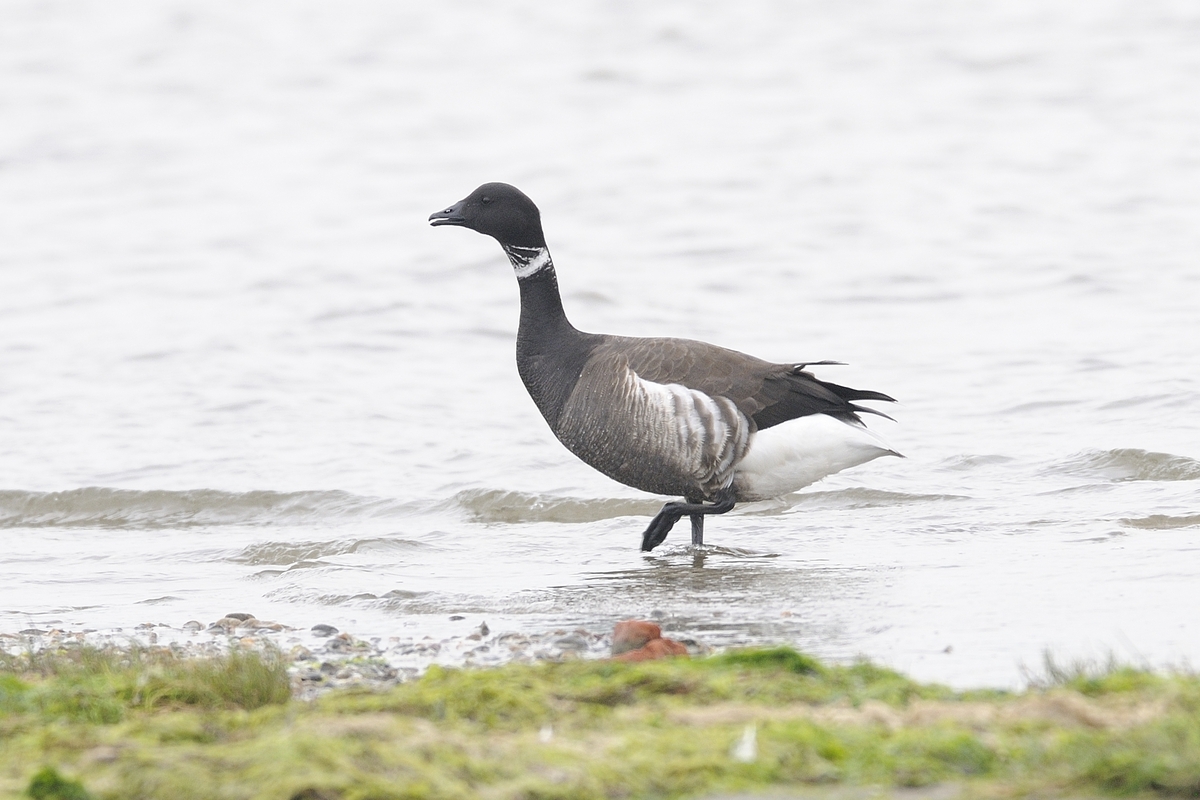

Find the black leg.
xmin=690 ymin=514 xmax=704 ymax=547
xmin=641 ymin=491 xmax=735 ymax=552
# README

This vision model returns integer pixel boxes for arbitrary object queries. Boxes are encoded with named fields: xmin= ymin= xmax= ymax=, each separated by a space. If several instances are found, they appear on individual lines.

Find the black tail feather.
xmin=822 ymin=380 xmax=897 ymax=421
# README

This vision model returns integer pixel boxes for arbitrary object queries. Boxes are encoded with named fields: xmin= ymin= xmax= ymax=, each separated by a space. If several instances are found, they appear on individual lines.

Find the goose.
xmin=429 ymin=183 xmax=899 ymax=551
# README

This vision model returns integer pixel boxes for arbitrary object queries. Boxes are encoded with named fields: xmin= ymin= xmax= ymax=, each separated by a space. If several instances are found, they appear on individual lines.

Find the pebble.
xmin=86 ymin=746 xmax=121 ymax=764
xmin=614 ymin=637 xmax=689 ymax=662
xmin=612 ymin=620 xmax=662 ymax=655
xmin=554 ymin=633 xmax=590 ymax=652
xmin=311 ymin=624 xmax=339 ymax=637
xmin=207 ymin=617 xmax=242 ymax=632
xmin=611 ymin=619 xmax=689 ymax=662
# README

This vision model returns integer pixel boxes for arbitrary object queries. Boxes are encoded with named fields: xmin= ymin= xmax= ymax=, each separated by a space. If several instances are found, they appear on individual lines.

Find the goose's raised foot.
xmin=641 ymin=491 xmax=736 ymax=552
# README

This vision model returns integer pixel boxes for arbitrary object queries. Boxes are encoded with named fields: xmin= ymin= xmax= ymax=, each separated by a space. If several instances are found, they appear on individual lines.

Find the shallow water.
xmin=2 ymin=0 xmax=1199 ymax=688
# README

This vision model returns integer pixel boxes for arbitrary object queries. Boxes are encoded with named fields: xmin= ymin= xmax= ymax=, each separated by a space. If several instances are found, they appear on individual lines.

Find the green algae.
xmin=26 ymin=766 xmax=93 ymax=800
xmin=2 ymin=646 xmax=1198 ymax=800
xmin=0 ymin=646 xmax=290 ymax=725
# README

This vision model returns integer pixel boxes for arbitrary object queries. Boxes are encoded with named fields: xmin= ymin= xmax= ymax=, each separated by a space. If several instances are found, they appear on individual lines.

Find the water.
xmin=2 ymin=0 xmax=1199 ymax=688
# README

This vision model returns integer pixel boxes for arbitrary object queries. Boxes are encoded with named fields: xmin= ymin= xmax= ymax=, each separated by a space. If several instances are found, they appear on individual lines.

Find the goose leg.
xmin=690 ymin=514 xmax=704 ymax=547
xmin=641 ymin=491 xmax=735 ymax=552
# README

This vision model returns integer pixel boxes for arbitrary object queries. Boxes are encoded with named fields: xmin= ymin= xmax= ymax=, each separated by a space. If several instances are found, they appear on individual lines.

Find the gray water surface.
xmin=2 ymin=0 xmax=1199 ymax=688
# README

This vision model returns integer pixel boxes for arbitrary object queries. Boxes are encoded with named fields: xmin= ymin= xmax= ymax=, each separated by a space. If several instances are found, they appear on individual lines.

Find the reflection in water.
xmin=555 ymin=551 xmax=879 ymax=650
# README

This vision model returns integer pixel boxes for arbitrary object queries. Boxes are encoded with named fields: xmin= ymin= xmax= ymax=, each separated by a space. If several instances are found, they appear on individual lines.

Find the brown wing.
xmin=590 ymin=336 xmax=894 ymax=431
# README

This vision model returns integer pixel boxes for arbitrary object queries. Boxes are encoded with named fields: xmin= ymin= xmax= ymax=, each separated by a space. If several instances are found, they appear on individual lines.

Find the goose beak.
xmin=429 ymin=201 xmax=466 ymax=227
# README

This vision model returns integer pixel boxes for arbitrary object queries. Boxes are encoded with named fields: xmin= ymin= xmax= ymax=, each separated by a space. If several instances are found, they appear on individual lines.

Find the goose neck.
xmin=511 ymin=248 xmax=573 ymax=335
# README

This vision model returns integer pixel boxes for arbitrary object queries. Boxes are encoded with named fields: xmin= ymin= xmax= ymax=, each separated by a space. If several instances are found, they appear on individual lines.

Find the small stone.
xmin=613 ymin=637 xmax=689 ymax=662
xmin=449 ymin=615 xmax=465 ymax=621
xmin=182 ymin=620 xmax=203 ymax=631
xmin=223 ymin=612 xmax=255 ymax=621
xmin=478 ymin=621 xmax=490 ymax=637
xmin=238 ymin=618 xmax=284 ymax=632
xmin=86 ymin=746 xmax=121 ymax=764
xmin=611 ymin=620 xmax=662 ymax=656
xmin=310 ymin=624 xmax=338 ymax=637
xmin=555 ymin=633 xmax=589 ymax=652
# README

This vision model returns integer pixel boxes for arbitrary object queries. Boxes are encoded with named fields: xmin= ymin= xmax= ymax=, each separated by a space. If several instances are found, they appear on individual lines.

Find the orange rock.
xmin=613 ymin=637 xmax=689 ymax=662
xmin=611 ymin=620 xmax=662 ymax=655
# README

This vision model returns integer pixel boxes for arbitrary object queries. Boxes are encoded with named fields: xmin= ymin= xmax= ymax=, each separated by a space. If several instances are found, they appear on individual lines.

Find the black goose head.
xmin=429 ymin=183 xmax=547 ymax=249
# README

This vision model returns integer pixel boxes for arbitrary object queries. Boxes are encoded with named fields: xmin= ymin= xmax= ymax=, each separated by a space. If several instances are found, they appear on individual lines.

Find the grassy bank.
xmin=2 ymin=645 xmax=1198 ymax=799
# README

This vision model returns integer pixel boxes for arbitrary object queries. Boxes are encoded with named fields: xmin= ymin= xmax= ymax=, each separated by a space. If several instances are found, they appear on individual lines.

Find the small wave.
xmin=1049 ymin=449 xmax=1200 ymax=483
xmin=266 ymin=587 xmax=473 ymax=614
xmin=444 ymin=486 xmax=960 ymax=523
xmin=997 ymin=399 xmax=1080 ymax=415
xmin=443 ymin=488 xmax=663 ymax=524
xmin=231 ymin=537 xmax=428 ymax=566
xmin=785 ymin=488 xmax=966 ymax=510
xmin=1121 ymin=514 xmax=1200 ymax=530
xmin=937 ymin=454 xmax=1014 ymax=471
xmin=0 ymin=488 xmax=416 ymax=530
xmin=1100 ymin=393 xmax=1189 ymax=411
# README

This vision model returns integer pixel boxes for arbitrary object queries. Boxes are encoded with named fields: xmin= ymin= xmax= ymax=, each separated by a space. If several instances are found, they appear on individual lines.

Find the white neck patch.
xmin=504 ymin=246 xmax=552 ymax=279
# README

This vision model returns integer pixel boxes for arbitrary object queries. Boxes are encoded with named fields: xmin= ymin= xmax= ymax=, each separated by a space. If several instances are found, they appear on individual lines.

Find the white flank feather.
xmin=733 ymin=414 xmax=898 ymax=501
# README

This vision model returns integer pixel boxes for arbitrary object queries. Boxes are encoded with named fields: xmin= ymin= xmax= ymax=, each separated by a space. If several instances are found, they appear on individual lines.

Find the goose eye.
xmin=481 ymin=196 xmax=492 ymax=205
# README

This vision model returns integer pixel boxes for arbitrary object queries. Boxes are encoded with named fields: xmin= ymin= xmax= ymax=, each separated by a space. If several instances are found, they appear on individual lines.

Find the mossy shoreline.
xmin=2 ymin=644 xmax=1198 ymax=800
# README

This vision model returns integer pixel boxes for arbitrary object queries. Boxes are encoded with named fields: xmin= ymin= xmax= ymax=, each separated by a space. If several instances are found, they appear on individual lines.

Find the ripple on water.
xmin=0 ymin=488 xmax=416 ymax=529
xmin=936 ymin=454 xmax=1015 ymax=471
xmin=231 ymin=537 xmax=430 ymax=566
xmin=443 ymin=488 xmax=663 ymax=524
xmin=1047 ymin=449 xmax=1200 ymax=483
xmin=1120 ymin=514 xmax=1200 ymax=530
xmin=780 ymin=488 xmax=968 ymax=511
xmin=443 ymin=486 xmax=963 ymax=524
